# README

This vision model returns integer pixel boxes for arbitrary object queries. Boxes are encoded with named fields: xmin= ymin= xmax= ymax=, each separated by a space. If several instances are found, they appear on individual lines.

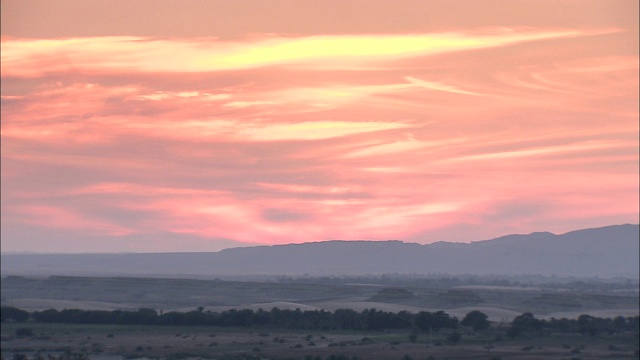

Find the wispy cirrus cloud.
xmin=1 ymin=21 xmax=638 ymax=252
xmin=12 ymin=205 xmax=137 ymax=237
xmin=1 ymin=28 xmax=615 ymax=77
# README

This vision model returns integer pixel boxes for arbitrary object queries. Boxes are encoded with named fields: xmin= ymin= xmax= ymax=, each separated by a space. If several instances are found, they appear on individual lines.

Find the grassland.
xmin=2 ymin=321 xmax=639 ymax=360
xmin=1 ymin=275 xmax=638 ymax=359
xmin=2 ymin=276 xmax=638 ymax=321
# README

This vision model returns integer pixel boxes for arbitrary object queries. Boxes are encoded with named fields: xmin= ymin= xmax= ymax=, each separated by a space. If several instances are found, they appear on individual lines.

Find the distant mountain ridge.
xmin=1 ymin=224 xmax=638 ymax=278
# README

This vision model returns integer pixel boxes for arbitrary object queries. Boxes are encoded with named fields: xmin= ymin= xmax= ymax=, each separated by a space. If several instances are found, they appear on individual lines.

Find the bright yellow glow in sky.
xmin=2 ymin=30 xmax=605 ymax=77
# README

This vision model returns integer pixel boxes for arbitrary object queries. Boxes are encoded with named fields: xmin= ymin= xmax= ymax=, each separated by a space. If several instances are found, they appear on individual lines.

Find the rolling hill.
xmin=1 ymin=224 xmax=638 ymax=278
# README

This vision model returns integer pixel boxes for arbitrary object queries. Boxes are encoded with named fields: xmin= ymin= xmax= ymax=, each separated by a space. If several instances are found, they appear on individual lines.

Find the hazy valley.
xmin=2 ymin=224 xmax=639 ymax=359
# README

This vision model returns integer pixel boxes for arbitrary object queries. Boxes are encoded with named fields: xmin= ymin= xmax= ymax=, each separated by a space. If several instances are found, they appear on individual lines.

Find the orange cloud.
xmin=1 ymin=23 xmax=637 ymax=251
xmin=13 ymin=205 xmax=136 ymax=236
xmin=1 ymin=29 xmax=615 ymax=77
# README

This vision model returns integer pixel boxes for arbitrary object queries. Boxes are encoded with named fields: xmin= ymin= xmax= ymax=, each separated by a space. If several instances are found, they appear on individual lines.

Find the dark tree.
xmin=33 ymin=309 xmax=59 ymax=323
xmin=415 ymin=311 xmax=458 ymax=333
xmin=136 ymin=308 xmax=159 ymax=325
xmin=577 ymin=314 xmax=598 ymax=336
xmin=508 ymin=313 xmax=543 ymax=338
xmin=447 ymin=331 xmax=462 ymax=344
xmin=333 ymin=308 xmax=360 ymax=330
xmin=159 ymin=311 xmax=186 ymax=326
xmin=363 ymin=308 xmax=387 ymax=331
xmin=461 ymin=310 xmax=490 ymax=331
xmin=1 ymin=306 xmax=29 ymax=322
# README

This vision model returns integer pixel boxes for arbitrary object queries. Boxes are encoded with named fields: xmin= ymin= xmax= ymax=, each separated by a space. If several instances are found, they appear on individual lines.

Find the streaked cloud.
xmin=13 ymin=205 xmax=136 ymax=237
xmin=2 ymin=29 xmax=614 ymax=77
xmin=1 ymin=5 xmax=637 ymax=253
xmin=447 ymin=140 xmax=636 ymax=163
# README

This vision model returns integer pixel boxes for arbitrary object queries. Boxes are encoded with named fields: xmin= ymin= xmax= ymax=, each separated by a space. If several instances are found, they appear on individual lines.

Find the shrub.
xmin=1 ymin=307 xmax=29 ymax=322
xmin=360 ymin=337 xmax=374 ymax=344
xmin=508 ymin=313 xmax=543 ymax=338
xmin=15 ymin=328 xmax=34 ymax=337
xmin=408 ymin=333 xmax=418 ymax=343
xmin=461 ymin=310 xmax=491 ymax=331
xmin=447 ymin=331 xmax=461 ymax=345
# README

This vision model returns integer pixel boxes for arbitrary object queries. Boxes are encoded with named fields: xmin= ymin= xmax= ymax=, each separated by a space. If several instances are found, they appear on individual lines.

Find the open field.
xmin=2 ymin=322 xmax=639 ymax=360
xmin=2 ymin=275 xmax=638 ymax=359
xmin=2 ymin=276 xmax=638 ymax=322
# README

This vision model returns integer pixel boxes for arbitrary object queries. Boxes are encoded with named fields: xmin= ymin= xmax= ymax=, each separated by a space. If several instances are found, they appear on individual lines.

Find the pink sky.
xmin=1 ymin=0 xmax=638 ymax=253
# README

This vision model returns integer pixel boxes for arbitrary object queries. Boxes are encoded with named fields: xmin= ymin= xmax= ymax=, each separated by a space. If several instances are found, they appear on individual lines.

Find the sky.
xmin=1 ymin=0 xmax=638 ymax=253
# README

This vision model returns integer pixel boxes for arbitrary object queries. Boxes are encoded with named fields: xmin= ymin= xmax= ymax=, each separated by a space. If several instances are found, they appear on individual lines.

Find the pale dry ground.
xmin=197 ymin=301 xmax=322 ymax=312
xmin=309 ymin=300 xmax=426 ymax=313
xmin=454 ymin=285 xmax=543 ymax=291
xmin=2 ymin=298 xmax=138 ymax=311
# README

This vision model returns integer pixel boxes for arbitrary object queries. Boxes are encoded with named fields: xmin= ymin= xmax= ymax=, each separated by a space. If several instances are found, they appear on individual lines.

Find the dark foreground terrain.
xmin=2 ymin=321 xmax=639 ymax=360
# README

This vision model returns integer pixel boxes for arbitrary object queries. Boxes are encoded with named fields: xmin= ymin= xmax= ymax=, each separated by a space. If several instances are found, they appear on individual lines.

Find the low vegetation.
xmin=4 ymin=305 xmax=635 ymax=335
xmin=2 ymin=306 xmax=638 ymax=360
xmin=2 ymin=273 xmax=638 ymax=359
xmin=3 ymin=306 xmax=460 ymax=332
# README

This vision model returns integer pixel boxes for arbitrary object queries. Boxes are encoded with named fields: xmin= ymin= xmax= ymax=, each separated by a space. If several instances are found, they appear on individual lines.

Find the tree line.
xmin=1 ymin=306 xmax=457 ymax=332
xmin=1 ymin=306 xmax=638 ymax=336
xmin=508 ymin=312 xmax=639 ymax=338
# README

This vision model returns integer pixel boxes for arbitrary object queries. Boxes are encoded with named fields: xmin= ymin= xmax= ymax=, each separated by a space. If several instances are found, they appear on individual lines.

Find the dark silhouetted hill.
xmin=1 ymin=224 xmax=638 ymax=278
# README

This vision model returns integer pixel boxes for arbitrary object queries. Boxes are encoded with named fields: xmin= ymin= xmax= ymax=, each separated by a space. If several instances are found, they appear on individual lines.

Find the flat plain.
xmin=2 ymin=275 xmax=638 ymax=321
xmin=2 ymin=320 xmax=639 ymax=360
xmin=1 ymin=275 xmax=639 ymax=359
